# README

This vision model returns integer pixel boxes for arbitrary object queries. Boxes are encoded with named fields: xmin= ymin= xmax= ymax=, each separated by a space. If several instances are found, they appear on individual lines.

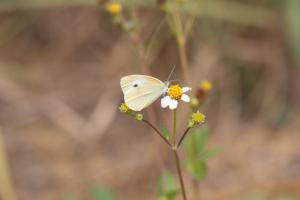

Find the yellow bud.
xmin=119 ymin=103 xmax=129 ymax=113
xmin=200 ymin=80 xmax=212 ymax=92
xmin=106 ymin=2 xmax=122 ymax=15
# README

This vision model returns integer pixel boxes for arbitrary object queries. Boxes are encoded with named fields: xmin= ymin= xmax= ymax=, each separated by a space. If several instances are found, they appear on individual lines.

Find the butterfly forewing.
xmin=120 ymin=75 xmax=165 ymax=111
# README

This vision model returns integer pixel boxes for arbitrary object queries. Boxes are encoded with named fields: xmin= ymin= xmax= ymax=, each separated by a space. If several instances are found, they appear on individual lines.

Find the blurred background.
xmin=0 ymin=0 xmax=300 ymax=200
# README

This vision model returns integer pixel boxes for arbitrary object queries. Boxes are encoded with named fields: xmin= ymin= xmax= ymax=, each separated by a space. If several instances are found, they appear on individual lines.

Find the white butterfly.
xmin=120 ymin=75 xmax=169 ymax=111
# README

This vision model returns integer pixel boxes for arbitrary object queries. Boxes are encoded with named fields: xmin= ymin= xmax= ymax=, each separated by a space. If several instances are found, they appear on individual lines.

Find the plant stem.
xmin=172 ymin=109 xmax=177 ymax=146
xmin=173 ymin=148 xmax=187 ymax=200
xmin=177 ymin=36 xmax=192 ymax=86
xmin=172 ymin=109 xmax=187 ymax=200
xmin=170 ymin=10 xmax=192 ymax=86
xmin=177 ymin=127 xmax=191 ymax=148
xmin=172 ymin=12 xmax=200 ymax=200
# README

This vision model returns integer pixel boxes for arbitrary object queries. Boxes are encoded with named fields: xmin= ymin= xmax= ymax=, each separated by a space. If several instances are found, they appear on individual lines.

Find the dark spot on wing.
xmin=133 ymin=84 xmax=138 ymax=87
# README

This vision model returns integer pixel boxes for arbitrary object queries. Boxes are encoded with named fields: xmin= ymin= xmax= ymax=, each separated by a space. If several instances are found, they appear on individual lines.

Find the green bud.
xmin=135 ymin=113 xmax=143 ymax=121
xmin=188 ymin=120 xmax=194 ymax=128
xmin=190 ymin=98 xmax=199 ymax=109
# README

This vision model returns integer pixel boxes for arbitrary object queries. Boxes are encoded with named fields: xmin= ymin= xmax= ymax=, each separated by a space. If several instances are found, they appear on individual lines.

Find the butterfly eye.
xmin=133 ymin=84 xmax=138 ymax=87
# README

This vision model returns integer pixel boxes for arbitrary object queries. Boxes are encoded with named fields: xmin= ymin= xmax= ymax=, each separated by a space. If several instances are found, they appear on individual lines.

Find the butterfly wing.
xmin=120 ymin=75 xmax=165 ymax=111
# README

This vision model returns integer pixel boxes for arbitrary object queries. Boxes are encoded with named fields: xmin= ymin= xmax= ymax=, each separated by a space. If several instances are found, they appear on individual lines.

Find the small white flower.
xmin=161 ymin=85 xmax=191 ymax=110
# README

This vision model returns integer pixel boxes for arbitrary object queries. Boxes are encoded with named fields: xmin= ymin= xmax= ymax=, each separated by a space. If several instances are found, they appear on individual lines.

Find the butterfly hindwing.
xmin=120 ymin=75 xmax=165 ymax=111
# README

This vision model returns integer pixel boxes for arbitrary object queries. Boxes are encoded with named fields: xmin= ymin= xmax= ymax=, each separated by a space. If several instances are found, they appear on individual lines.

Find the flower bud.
xmin=119 ymin=103 xmax=129 ymax=113
xmin=105 ymin=2 xmax=122 ymax=15
xmin=135 ymin=113 xmax=144 ymax=121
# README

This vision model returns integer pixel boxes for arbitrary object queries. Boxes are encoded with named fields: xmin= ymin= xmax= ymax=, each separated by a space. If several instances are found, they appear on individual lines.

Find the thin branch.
xmin=173 ymin=148 xmax=187 ymax=200
xmin=177 ymin=127 xmax=191 ymax=148
xmin=184 ymin=15 xmax=196 ymax=38
xmin=142 ymin=119 xmax=171 ymax=147
xmin=145 ymin=15 xmax=166 ymax=60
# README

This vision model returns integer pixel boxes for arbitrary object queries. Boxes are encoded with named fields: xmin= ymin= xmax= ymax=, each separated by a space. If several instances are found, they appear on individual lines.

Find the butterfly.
xmin=120 ymin=75 xmax=169 ymax=111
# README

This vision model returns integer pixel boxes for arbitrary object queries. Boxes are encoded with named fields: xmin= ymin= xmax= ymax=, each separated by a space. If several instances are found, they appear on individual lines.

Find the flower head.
xmin=105 ymin=2 xmax=122 ymax=15
xmin=161 ymin=85 xmax=191 ymax=110
xmin=192 ymin=111 xmax=206 ymax=124
xmin=188 ymin=111 xmax=206 ymax=127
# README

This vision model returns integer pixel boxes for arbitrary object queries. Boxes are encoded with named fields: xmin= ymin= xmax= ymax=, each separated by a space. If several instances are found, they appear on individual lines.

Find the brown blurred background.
xmin=0 ymin=0 xmax=300 ymax=200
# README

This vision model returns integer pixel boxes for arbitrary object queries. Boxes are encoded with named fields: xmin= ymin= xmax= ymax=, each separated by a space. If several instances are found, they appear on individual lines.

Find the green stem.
xmin=170 ymin=10 xmax=192 ymax=86
xmin=172 ymin=109 xmax=187 ymax=200
xmin=177 ymin=36 xmax=192 ymax=86
xmin=172 ymin=109 xmax=177 ymax=146
xmin=177 ymin=127 xmax=191 ymax=148
xmin=173 ymin=148 xmax=187 ymax=200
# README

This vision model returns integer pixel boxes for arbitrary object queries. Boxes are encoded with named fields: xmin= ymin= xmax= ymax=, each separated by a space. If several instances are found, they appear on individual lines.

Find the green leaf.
xmin=157 ymin=171 xmax=180 ymax=200
xmin=184 ymin=125 xmax=209 ymax=162
xmin=90 ymin=186 xmax=118 ymax=200
xmin=202 ymin=147 xmax=224 ymax=161
xmin=165 ymin=189 xmax=180 ymax=200
xmin=184 ymin=125 xmax=209 ymax=157
xmin=187 ymin=159 xmax=207 ymax=181
xmin=160 ymin=125 xmax=170 ymax=141
xmin=194 ymin=125 xmax=209 ymax=153
xmin=184 ymin=125 xmax=211 ymax=181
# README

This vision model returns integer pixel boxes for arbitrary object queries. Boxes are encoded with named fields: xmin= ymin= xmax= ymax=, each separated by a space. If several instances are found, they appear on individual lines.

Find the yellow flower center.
xmin=106 ymin=2 xmax=122 ymax=15
xmin=192 ymin=111 xmax=205 ymax=124
xmin=168 ymin=85 xmax=183 ymax=100
xmin=200 ymin=80 xmax=212 ymax=92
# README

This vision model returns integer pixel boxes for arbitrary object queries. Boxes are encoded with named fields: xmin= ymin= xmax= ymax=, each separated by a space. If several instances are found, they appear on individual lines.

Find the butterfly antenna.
xmin=169 ymin=79 xmax=181 ymax=84
xmin=166 ymin=65 xmax=176 ymax=82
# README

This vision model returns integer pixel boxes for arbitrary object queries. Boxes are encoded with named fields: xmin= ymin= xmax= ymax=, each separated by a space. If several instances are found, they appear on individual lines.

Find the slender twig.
xmin=145 ymin=16 xmax=166 ymax=60
xmin=172 ymin=109 xmax=177 ymax=146
xmin=142 ymin=119 xmax=171 ymax=147
xmin=177 ymin=37 xmax=192 ymax=86
xmin=171 ymin=10 xmax=192 ymax=86
xmin=184 ymin=15 xmax=196 ymax=38
xmin=177 ymin=127 xmax=191 ymax=148
xmin=172 ymin=109 xmax=187 ymax=200
xmin=173 ymin=148 xmax=187 ymax=200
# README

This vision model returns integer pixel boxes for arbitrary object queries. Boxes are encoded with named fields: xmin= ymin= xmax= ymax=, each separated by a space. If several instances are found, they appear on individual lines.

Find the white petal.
xmin=169 ymin=99 xmax=178 ymax=110
xmin=161 ymin=96 xmax=169 ymax=108
xmin=181 ymin=94 xmax=190 ymax=102
xmin=182 ymin=87 xmax=192 ymax=93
